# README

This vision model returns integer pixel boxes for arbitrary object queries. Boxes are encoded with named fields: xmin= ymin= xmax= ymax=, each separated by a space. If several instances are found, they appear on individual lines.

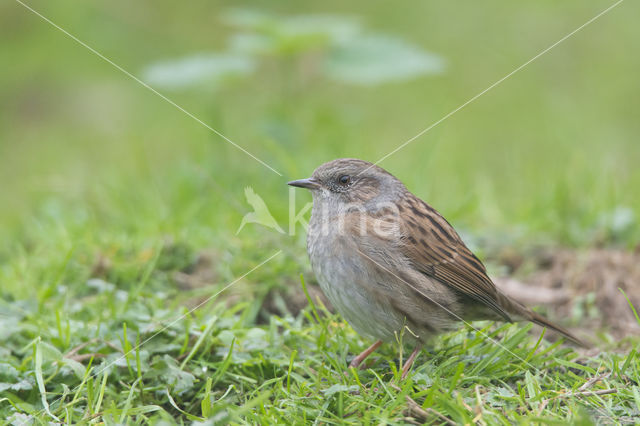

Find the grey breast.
xmin=306 ymin=215 xmax=411 ymax=342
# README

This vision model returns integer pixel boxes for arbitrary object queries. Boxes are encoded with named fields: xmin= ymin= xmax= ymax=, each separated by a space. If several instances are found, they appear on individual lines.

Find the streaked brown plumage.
xmin=288 ymin=158 xmax=584 ymax=378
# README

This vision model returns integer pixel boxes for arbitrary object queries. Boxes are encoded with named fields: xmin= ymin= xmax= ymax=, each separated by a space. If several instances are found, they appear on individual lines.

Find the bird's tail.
xmin=526 ymin=309 xmax=588 ymax=347
xmin=499 ymin=293 xmax=589 ymax=348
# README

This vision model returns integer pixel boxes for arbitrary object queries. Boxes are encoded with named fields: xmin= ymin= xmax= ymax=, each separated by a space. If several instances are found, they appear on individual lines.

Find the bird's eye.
xmin=338 ymin=175 xmax=351 ymax=185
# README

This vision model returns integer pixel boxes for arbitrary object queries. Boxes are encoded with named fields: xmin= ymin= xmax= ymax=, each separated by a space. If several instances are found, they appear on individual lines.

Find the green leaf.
xmin=180 ymin=315 xmax=218 ymax=369
xmin=34 ymin=338 xmax=60 ymax=422
xmin=143 ymin=53 xmax=254 ymax=89
xmin=554 ymin=358 xmax=596 ymax=374
xmin=0 ymin=363 xmax=19 ymax=379
xmin=0 ymin=378 xmax=33 ymax=392
xmin=160 ymin=355 xmax=196 ymax=394
xmin=166 ymin=388 xmax=205 ymax=422
xmin=276 ymin=14 xmax=361 ymax=43
xmin=326 ymin=34 xmax=444 ymax=85
xmin=322 ymin=384 xmax=359 ymax=397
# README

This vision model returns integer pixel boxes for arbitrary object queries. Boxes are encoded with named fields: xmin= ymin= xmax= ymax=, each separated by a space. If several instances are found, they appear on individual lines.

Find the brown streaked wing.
xmin=399 ymin=196 xmax=513 ymax=322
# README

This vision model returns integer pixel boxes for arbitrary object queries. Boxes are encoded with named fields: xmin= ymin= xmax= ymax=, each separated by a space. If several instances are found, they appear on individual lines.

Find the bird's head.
xmin=288 ymin=158 xmax=405 ymax=213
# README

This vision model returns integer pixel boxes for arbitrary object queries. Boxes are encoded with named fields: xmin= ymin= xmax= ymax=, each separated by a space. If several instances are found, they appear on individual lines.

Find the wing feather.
xmin=399 ymin=197 xmax=513 ymax=322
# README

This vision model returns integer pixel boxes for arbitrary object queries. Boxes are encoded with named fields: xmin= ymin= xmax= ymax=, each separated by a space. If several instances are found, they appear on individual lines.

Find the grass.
xmin=2 ymin=0 xmax=640 ymax=423
xmin=1 ymin=247 xmax=638 ymax=423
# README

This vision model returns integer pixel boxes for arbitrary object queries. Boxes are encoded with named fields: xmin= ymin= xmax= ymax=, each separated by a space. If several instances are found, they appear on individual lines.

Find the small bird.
xmin=237 ymin=187 xmax=284 ymax=234
xmin=288 ymin=158 xmax=584 ymax=379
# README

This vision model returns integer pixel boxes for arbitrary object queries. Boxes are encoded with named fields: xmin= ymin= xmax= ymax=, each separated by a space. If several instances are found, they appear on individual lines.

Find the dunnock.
xmin=289 ymin=158 xmax=584 ymax=379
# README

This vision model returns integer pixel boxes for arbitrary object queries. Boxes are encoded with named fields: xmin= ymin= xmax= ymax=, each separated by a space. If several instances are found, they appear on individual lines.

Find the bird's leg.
xmin=400 ymin=345 xmax=422 ymax=380
xmin=349 ymin=340 xmax=383 ymax=370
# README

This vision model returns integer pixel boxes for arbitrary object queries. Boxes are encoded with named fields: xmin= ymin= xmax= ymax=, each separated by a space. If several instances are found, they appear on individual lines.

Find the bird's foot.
xmin=348 ymin=340 xmax=383 ymax=370
xmin=400 ymin=345 xmax=422 ymax=380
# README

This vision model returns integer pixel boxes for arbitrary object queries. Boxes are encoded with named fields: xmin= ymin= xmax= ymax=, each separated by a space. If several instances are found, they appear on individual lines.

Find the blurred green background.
xmin=1 ymin=0 xmax=638 ymax=254
xmin=1 ymin=1 xmax=639 ymax=422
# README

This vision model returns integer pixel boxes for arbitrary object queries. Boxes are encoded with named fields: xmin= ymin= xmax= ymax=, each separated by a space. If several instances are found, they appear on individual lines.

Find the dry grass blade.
xmin=538 ymin=387 xmax=617 ymax=413
xmin=578 ymin=373 xmax=611 ymax=392
xmin=404 ymin=395 xmax=456 ymax=425
xmin=390 ymin=384 xmax=456 ymax=426
xmin=563 ymin=389 xmax=618 ymax=398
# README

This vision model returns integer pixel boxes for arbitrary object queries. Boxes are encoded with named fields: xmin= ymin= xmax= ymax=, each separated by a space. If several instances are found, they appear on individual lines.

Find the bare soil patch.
xmin=496 ymin=248 xmax=640 ymax=340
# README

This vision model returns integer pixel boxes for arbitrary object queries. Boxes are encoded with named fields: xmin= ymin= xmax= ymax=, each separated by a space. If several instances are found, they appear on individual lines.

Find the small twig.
xmin=390 ymin=384 xmax=456 ymax=425
xmin=564 ymin=389 xmax=617 ymax=398
xmin=578 ymin=373 xmax=611 ymax=392
xmin=537 ymin=398 xmax=550 ymax=415
xmin=403 ymin=394 xmax=429 ymax=418
xmin=67 ymin=353 xmax=106 ymax=362
xmin=454 ymin=390 xmax=474 ymax=412
xmin=472 ymin=385 xmax=484 ymax=423
xmin=102 ymin=339 xmax=124 ymax=353
xmin=62 ymin=339 xmax=106 ymax=364
xmin=539 ymin=388 xmax=617 ymax=413
xmin=538 ymin=373 xmax=616 ymax=415
xmin=403 ymin=393 xmax=456 ymax=426
xmin=64 ymin=338 xmax=99 ymax=358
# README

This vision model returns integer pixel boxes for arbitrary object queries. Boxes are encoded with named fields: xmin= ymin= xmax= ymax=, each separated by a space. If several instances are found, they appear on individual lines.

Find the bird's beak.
xmin=287 ymin=178 xmax=321 ymax=190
